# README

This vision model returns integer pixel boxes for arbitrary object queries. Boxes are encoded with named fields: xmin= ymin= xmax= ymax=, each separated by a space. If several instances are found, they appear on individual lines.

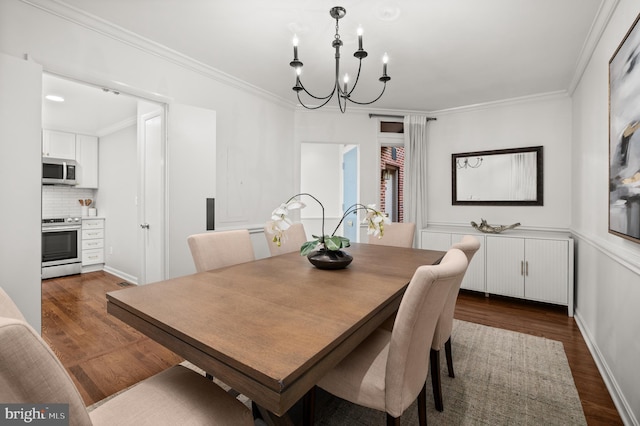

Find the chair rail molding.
xmin=570 ymin=228 xmax=640 ymax=276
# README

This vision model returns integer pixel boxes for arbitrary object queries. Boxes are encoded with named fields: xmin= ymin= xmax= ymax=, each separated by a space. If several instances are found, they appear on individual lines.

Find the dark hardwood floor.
xmin=41 ymin=271 xmax=622 ymax=424
xmin=41 ymin=271 xmax=182 ymax=405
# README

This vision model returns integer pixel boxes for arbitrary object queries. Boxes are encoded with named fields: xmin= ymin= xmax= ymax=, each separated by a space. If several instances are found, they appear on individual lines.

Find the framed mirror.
xmin=452 ymin=146 xmax=543 ymax=206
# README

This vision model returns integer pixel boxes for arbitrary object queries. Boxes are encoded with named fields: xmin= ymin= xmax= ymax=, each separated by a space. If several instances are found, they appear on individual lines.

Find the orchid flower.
xmin=363 ymin=204 xmax=391 ymax=238
xmin=266 ymin=194 xmax=390 ymax=255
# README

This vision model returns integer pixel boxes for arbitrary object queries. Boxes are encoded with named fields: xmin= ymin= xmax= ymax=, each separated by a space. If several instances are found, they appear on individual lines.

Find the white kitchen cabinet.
xmin=420 ymin=230 xmax=485 ymax=292
xmin=42 ymin=129 xmax=76 ymax=159
xmin=422 ymin=226 xmax=574 ymax=316
xmin=82 ymin=218 xmax=104 ymax=270
xmin=75 ymin=135 xmax=99 ymax=188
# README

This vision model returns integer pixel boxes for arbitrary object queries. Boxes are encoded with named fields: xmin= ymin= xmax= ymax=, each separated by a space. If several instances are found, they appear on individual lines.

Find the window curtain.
xmin=403 ymin=115 xmax=429 ymax=246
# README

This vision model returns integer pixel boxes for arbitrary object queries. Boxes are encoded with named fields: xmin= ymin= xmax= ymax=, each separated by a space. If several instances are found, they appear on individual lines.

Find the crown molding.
xmin=96 ymin=116 xmax=137 ymax=138
xmin=21 ymin=0 xmax=295 ymax=109
xmin=568 ymin=0 xmax=620 ymax=95
xmin=429 ymin=90 xmax=570 ymax=116
xmin=299 ymin=90 xmax=572 ymax=118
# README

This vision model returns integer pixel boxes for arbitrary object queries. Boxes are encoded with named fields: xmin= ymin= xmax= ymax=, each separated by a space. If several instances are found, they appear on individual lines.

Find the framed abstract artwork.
xmin=609 ymin=13 xmax=640 ymax=243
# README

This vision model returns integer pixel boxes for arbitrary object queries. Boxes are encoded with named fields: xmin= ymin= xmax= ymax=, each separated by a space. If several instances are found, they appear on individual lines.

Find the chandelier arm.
xmin=346 ymin=59 xmax=364 ymax=97
xmin=297 ymin=90 xmax=336 ymax=110
xmin=346 ymin=83 xmax=388 ymax=105
xmin=297 ymin=79 xmax=339 ymax=101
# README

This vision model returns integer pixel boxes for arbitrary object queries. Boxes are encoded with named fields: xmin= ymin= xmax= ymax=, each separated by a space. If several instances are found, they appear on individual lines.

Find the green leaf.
xmin=300 ymin=240 xmax=320 ymax=256
xmin=325 ymin=235 xmax=350 ymax=251
xmin=338 ymin=236 xmax=351 ymax=248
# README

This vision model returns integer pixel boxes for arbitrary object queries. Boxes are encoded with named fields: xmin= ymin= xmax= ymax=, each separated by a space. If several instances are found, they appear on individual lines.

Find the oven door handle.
xmin=43 ymin=226 xmax=81 ymax=232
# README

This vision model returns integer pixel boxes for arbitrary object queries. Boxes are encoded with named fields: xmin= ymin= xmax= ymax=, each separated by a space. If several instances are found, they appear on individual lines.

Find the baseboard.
xmin=102 ymin=266 xmax=138 ymax=285
xmin=574 ymin=310 xmax=637 ymax=426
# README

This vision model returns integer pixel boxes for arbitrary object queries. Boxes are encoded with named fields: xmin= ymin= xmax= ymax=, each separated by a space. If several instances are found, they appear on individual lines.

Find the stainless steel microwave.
xmin=42 ymin=158 xmax=77 ymax=185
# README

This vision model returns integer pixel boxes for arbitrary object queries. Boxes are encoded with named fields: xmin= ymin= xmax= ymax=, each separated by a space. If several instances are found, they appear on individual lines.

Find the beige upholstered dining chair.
xmin=306 ymin=248 xmax=469 ymax=426
xmin=264 ymin=222 xmax=307 ymax=256
xmin=0 ymin=287 xmax=254 ymax=426
xmin=187 ymin=229 xmax=255 ymax=272
xmin=367 ymin=222 xmax=416 ymax=248
xmin=430 ymin=235 xmax=481 ymax=412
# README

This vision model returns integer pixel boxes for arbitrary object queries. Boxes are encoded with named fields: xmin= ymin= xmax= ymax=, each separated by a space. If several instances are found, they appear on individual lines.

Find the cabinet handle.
xmin=521 ymin=260 xmax=524 ymax=276
xmin=525 ymin=261 xmax=529 ymax=276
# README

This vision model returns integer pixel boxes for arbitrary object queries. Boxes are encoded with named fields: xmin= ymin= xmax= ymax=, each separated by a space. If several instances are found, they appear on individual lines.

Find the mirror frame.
xmin=451 ymin=146 xmax=544 ymax=206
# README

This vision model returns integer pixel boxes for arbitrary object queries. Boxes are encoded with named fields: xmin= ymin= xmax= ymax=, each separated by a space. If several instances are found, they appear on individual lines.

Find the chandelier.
xmin=456 ymin=157 xmax=483 ymax=169
xmin=289 ymin=6 xmax=391 ymax=113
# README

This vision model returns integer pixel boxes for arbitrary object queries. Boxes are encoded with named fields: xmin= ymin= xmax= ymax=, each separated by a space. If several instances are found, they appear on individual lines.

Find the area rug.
xmin=91 ymin=320 xmax=587 ymax=425
xmin=312 ymin=319 xmax=587 ymax=425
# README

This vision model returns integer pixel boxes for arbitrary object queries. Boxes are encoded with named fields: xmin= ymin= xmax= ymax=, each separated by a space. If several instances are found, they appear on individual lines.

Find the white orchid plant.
xmin=267 ymin=193 xmax=390 ymax=256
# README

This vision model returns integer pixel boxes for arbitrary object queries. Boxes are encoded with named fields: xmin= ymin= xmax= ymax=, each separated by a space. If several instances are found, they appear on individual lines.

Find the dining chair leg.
xmin=445 ymin=337 xmax=455 ymax=378
xmin=430 ymin=348 xmax=444 ymax=412
xmin=418 ymin=382 xmax=427 ymax=426
xmin=302 ymin=386 xmax=316 ymax=426
xmin=251 ymin=401 xmax=264 ymax=422
xmin=386 ymin=413 xmax=401 ymax=426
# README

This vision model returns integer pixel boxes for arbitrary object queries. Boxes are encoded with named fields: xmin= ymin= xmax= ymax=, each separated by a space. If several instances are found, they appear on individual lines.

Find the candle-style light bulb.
xmin=382 ymin=53 xmax=389 ymax=75
xmin=293 ymin=35 xmax=299 ymax=60
xmin=343 ymin=73 xmax=349 ymax=94
xmin=357 ymin=26 xmax=363 ymax=50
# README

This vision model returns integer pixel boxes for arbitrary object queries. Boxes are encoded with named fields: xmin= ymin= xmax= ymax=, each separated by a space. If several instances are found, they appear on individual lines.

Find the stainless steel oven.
xmin=42 ymin=217 xmax=82 ymax=279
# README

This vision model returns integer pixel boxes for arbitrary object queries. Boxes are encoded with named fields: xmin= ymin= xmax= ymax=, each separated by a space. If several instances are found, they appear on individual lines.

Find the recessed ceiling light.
xmin=45 ymin=94 xmax=65 ymax=102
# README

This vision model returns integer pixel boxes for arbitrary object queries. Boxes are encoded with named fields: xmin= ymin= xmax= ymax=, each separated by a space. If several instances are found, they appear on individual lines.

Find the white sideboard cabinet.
xmin=421 ymin=226 xmax=574 ymax=316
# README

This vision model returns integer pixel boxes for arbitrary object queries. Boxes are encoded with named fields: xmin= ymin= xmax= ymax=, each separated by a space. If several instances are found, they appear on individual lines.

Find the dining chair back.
xmin=313 ymin=248 xmax=469 ymax=425
xmin=264 ymin=222 xmax=307 ymax=256
xmin=188 ymin=229 xmax=255 ymax=272
xmin=0 ymin=286 xmax=254 ymax=426
xmin=430 ymin=234 xmax=481 ymax=411
xmin=367 ymin=222 xmax=416 ymax=248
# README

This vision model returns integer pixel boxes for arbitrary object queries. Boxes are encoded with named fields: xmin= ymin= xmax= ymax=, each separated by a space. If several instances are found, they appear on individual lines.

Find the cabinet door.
xmin=43 ymin=130 xmax=75 ymax=159
xmin=452 ymin=233 xmax=485 ymax=292
xmin=524 ymin=239 xmax=568 ymax=304
xmin=486 ymin=236 xmax=525 ymax=298
xmin=75 ymin=135 xmax=98 ymax=188
xmin=420 ymin=231 xmax=451 ymax=251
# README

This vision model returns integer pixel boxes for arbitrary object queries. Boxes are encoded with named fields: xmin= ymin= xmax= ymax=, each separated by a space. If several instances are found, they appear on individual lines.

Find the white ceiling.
xmin=42 ymin=74 xmax=139 ymax=135
xmin=43 ymin=0 xmax=606 ymax=127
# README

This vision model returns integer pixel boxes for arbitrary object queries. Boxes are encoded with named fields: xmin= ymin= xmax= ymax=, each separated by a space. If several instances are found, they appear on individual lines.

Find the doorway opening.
xmin=300 ymin=143 xmax=359 ymax=241
xmin=41 ymin=72 xmax=166 ymax=287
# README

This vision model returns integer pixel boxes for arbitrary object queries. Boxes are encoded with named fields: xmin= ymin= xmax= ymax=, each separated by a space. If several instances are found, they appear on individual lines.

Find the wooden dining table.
xmin=106 ymin=242 xmax=444 ymax=420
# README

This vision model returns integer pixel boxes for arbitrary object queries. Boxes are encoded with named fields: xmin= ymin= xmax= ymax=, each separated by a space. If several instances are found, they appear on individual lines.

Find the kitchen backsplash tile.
xmin=42 ymin=186 xmax=96 ymax=218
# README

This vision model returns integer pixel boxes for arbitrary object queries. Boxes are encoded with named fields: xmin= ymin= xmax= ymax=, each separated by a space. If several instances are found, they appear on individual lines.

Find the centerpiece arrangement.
xmin=267 ymin=193 xmax=390 ymax=269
